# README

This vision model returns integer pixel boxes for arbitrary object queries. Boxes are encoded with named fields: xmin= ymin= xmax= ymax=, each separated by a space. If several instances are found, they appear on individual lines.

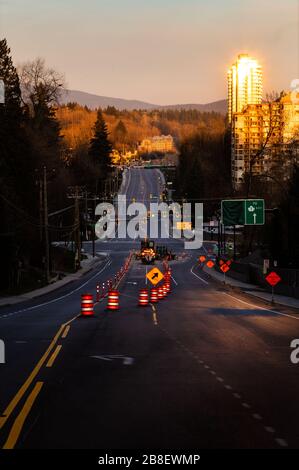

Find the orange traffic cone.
xmin=107 ymin=290 xmax=119 ymax=310
xmin=81 ymin=293 xmax=94 ymax=316
xmin=139 ymin=288 xmax=149 ymax=306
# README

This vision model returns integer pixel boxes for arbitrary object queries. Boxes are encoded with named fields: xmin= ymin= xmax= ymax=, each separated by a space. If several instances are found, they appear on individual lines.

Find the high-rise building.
xmin=228 ymin=54 xmax=263 ymax=124
xmin=231 ymin=93 xmax=299 ymax=187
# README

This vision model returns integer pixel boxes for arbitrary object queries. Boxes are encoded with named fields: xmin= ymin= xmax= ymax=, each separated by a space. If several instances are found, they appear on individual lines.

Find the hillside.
xmin=60 ymin=89 xmax=227 ymax=114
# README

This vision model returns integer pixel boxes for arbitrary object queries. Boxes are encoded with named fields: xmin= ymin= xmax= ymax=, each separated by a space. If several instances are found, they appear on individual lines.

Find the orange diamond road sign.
xmin=265 ymin=271 xmax=281 ymax=287
xmin=146 ymin=267 xmax=164 ymax=286
xmin=220 ymin=263 xmax=230 ymax=273
xmin=206 ymin=260 xmax=215 ymax=269
xmin=199 ymin=255 xmax=206 ymax=263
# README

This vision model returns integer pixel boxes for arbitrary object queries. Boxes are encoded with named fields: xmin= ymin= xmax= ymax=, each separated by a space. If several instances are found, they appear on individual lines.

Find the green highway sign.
xmin=221 ymin=199 xmax=265 ymax=226
xmin=245 ymin=199 xmax=265 ymax=225
xmin=221 ymin=200 xmax=245 ymax=226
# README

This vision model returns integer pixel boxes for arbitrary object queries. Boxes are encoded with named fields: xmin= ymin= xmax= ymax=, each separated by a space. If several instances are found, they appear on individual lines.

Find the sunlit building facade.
xmin=228 ymin=54 xmax=263 ymax=124
xmin=231 ymin=93 xmax=299 ymax=187
xmin=138 ymin=135 xmax=175 ymax=154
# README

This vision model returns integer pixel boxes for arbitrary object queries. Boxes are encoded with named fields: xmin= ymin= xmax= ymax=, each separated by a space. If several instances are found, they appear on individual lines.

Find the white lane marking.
xmin=0 ymin=258 xmax=112 ymax=319
xmin=265 ymin=426 xmax=275 ymax=434
xmin=222 ymin=292 xmax=299 ymax=321
xmin=242 ymin=402 xmax=251 ymax=409
xmin=90 ymin=355 xmax=134 ymax=366
xmin=171 ymin=275 xmax=178 ymax=286
xmin=190 ymin=264 xmax=209 ymax=285
xmin=160 ymin=325 xmax=290 ymax=448
xmin=275 ymin=438 xmax=288 ymax=447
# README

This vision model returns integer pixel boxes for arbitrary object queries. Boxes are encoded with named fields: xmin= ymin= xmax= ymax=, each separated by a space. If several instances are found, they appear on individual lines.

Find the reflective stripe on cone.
xmin=162 ymin=284 xmax=168 ymax=297
xmin=158 ymin=286 xmax=164 ymax=300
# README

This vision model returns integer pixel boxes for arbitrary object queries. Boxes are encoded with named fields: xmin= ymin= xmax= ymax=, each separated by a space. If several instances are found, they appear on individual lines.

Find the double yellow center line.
xmin=1 ymin=256 xmax=133 ymax=449
xmin=0 ymin=316 xmax=77 ymax=449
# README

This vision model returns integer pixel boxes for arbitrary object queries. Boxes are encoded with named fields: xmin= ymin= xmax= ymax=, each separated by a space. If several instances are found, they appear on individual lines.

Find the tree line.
xmin=0 ymin=40 xmax=112 ymax=292
xmin=56 ymin=103 xmax=226 ymax=155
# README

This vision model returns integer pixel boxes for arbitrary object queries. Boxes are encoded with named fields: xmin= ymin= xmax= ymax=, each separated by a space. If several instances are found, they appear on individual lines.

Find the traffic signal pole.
xmin=233 ymin=225 xmax=236 ymax=260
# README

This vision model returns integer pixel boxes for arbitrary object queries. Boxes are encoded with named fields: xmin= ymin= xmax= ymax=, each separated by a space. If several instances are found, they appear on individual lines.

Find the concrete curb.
xmin=0 ymin=254 xmax=107 ymax=308
xmin=203 ymin=266 xmax=299 ymax=311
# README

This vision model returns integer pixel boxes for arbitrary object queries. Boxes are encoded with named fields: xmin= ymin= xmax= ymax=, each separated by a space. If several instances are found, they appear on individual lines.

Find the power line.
xmin=0 ymin=193 xmax=76 ymax=231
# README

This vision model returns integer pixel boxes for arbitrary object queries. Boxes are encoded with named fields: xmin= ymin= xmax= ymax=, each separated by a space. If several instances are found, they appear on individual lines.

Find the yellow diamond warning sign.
xmin=146 ymin=267 xmax=164 ymax=285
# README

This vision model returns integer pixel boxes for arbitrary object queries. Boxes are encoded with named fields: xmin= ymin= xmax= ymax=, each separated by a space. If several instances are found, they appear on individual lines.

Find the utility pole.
xmin=74 ymin=188 xmax=81 ymax=270
xmin=92 ymin=195 xmax=97 ymax=258
xmin=85 ymin=190 xmax=88 ymax=241
xmin=43 ymin=166 xmax=50 ymax=283
xmin=217 ymin=219 xmax=221 ymax=258
xmin=39 ymin=178 xmax=43 ymax=242
xmin=67 ymin=186 xmax=84 ymax=271
xmin=233 ymin=225 xmax=236 ymax=261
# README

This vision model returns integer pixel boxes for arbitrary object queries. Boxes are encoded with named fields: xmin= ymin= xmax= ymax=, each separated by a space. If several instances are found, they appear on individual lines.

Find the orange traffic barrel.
xmin=150 ymin=287 xmax=159 ymax=303
xmin=158 ymin=286 xmax=164 ymax=300
xmin=165 ymin=282 xmax=171 ymax=293
xmin=139 ymin=288 xmax=149 ymax=307
xmin=81 ymin=293 xmax=94 ymax=316
xmin=107 ymin=290 xmax=119 ymax=310
xmin=162 ymin=284 xmax=168 ymax=297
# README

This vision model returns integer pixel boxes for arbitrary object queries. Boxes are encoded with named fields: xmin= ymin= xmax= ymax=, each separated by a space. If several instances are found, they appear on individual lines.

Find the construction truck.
xmin=137 ymin=239 xmax=175 ymax=264
xmin=139 ymin=239 xmax=156 ymax=264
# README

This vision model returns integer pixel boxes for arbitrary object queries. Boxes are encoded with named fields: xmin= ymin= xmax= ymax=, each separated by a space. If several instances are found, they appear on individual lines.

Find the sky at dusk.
xmin=1 ymin=0 xmax=298 ymax=104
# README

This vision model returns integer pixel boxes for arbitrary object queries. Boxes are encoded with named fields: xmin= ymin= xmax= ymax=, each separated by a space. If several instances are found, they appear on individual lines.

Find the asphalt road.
xmin=0 ymin=168 xmax=299 ymax=449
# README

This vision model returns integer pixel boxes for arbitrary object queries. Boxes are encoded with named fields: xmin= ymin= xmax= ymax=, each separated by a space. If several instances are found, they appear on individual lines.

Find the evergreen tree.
xmin=114 ymin=119 xmax=127 ymax=149
xmin=0 ymin=39 xmax=23 ymax=166
xmin=115 ymin=120 xmax=127 ymax=139
xmin=0 ymin=39 xmax=21 ymax=112
xmin=88 ymin=110 xmax=112 ymax=180
xmin=0 ymin=39 xmax=36 ymax=290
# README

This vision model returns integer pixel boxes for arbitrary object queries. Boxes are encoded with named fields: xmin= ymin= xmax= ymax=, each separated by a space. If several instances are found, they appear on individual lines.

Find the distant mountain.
xmin=161 ymin=100 xmax=227 ymax=114
xmin=60 ymin=89 xmax=227 ymax=114
xmin=60 ymin=90 xmax=156 ymax=111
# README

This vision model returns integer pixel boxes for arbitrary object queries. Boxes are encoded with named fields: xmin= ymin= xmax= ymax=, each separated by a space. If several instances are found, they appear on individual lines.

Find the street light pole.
xmin=43 ymin=166 xmax=50 ymax=283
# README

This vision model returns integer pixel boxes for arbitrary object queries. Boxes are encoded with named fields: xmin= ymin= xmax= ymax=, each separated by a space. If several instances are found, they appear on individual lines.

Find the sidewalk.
xmin=203 ymin=265 xmax=299 ymax=310
xmin=0 ymin=253 xmax=107 ymax=307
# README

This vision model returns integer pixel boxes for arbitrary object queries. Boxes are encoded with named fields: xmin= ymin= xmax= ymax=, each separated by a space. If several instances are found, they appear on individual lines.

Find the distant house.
xmin=138 ymin=135 xmax=175 ymax=154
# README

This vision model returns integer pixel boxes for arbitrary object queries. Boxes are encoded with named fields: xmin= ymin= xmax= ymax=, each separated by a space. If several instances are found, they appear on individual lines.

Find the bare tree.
xmin=18 ymin=58 xmax=65 ymax=114
xmin=244 ymin=91 xmax=283 ymax=197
